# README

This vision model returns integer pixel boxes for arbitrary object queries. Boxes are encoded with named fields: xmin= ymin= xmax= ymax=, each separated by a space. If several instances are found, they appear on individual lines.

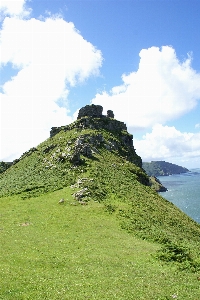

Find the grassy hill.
xmin=1 ymin=107 xmax=200 ymax=299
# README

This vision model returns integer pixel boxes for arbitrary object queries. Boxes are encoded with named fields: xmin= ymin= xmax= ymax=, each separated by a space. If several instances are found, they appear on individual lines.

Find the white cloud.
xmin=0 ymin=15 xmax=103 ymax=160
xmin=92 ymin=46 xmax=200 ymax=130
xmin=134 ymin=124 xmax=200 ymax=167
xmin=195 ymin=123 xmax=200 ymax=129
xmin=0 ymin=0 xmax=31 ymax=17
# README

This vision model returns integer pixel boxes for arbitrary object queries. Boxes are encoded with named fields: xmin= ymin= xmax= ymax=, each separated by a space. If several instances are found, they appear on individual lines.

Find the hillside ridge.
xmin=143 ymin=160 xmax=189 ymax=177
xmin=0 ymin=104 xmax=144 ymax=198
xmin=1 ymin=104 xmax=200 ymax=280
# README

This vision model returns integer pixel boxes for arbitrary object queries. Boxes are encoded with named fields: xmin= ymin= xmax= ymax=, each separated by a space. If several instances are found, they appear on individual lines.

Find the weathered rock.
xmin=49 ymin=104 xmax=142 ymax=168
xmin=77 ymin=104 xmax=103 ymax=119
xmin=80 ymin=144 xmax=92 ymax=157
xmin=121 ymin=134 xmax=133 ymax=147
xmin=107 ymin=110 xmax=114 ymax=118
xmin=149 ymin=176 xmax=168 ymax=192
xmin=73 ymin=188 xmax=90 ymax=200
xmin=58 ymin=198 xmax=65 ymax=204
xmin=43 ymin=144 xmax=56 ymax=153
xmin=70 ymin=152 xmax=81 ymax=164
xmin=50 ymin=106 xmax=127 ymax=138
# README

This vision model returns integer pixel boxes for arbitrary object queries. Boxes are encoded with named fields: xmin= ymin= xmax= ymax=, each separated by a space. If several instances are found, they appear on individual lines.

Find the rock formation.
xmin=77 ymin=104 xmax=103 ymax=119
xmin=50 ymin=104 xmax=141 ymax=167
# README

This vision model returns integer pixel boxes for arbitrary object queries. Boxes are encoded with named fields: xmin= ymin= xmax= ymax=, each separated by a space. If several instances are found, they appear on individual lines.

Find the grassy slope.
xmin=1 ymin=189 xmax=200 ymax=300
xmin=1 ymin=120 xmax=200 ymax=299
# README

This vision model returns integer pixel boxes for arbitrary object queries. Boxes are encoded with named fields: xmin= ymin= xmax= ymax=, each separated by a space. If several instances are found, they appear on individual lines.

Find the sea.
xmin=158 ymin=168 xmax=200 ymax=224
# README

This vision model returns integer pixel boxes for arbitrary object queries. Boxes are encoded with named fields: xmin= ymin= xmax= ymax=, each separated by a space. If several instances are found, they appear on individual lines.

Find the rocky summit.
xmin=0 ymin=104 xmax=145 ymax=199
xmin=0 ymin=104 xmax=168 ymax=198
xmin=50 ymin=104 xmax=142 ymax=167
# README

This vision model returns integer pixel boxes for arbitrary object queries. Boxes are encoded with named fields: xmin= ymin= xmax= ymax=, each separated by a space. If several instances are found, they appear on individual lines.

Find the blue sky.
xmin=1 ymin=0 xmax=200 ymax=168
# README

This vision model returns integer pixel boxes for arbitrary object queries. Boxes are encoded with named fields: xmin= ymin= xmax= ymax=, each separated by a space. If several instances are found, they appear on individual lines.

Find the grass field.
xmin=1 ymin=187 xmax=200 ymax=300
xmin=1 ymin=117 xmax=200 ymax=299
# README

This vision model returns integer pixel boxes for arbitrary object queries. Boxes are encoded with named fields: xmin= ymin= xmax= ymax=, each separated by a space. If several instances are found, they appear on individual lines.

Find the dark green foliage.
xmin=143 ymin=161 xmax=189 ymax=176
xmin=156 ymin=242 xmax=200 ymax=272
xmin=0 ymin=161 xmax=12 ymax=173
xmin=157 ymin=242 xmax=192 ymax=263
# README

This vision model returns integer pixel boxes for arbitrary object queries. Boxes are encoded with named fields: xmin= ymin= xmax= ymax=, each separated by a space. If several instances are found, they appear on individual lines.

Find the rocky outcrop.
xmin=107 ymin=110 xmax=114 ymax=118
xmin=149 ymin=176 xmax=168 ymax=192
xmin=50 ymin=104 xmax=142 ymax=167
xmin=77 ymin=104 xmax=103 ymax=119
xmin=51 ymin=105 xmax=130 ymax=145
xmin=77 ymin=104 xmax=115 ymax=120
xmin=50 ymin=107 xmax=124 ymax=138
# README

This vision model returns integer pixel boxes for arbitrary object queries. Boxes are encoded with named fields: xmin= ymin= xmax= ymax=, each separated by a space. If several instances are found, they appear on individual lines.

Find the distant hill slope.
xmin=143 ymin=161 xmax=189 ymax=176
xmin=0 ymin=105 xmax=199 ymax=249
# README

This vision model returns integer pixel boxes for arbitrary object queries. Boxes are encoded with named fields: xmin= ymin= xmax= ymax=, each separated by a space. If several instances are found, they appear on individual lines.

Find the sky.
xmin=1 ymin=0 xmax=200 ymax=168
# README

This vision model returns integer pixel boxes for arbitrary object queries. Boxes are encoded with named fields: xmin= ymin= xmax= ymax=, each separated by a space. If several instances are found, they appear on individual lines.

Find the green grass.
xmin=1 ymin=188 xmax=200 ymax=300
xmin=1 ymin=118 xmax=200 ymax=299
xmin=0 ymin=125 xmax=143 ymax=198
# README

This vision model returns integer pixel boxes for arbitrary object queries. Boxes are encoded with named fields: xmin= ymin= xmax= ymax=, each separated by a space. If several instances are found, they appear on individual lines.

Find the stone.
xmin=58 ymin=198 xmax=65 ymax=204
xmin=80 ymin=144 xmax=92 ymax=157
xmin=43 ymin=144 xmax=56 ymax=153
xmin=77 ymin=104 xmax=103 ymax=119
xmin=107 ymin=110 xmax=114 ymax=118
xmin=70 ymin=152 xmax=81 ymax=164
xmin=48 ymin=104 xmax=141 ymax=167
xmin=73 ymin=188 xmax=90 ymax=200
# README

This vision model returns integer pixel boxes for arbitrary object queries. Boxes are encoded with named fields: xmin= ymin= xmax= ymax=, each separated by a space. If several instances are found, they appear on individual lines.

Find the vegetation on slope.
xmin=148 ymin=176 xmax=168 ymax=192
xmin=1 ymin=190 xmax=200 ymax=300
xmin=143 ymin=161 xmax=189 ymax=177
xmin=0 ymin=119 xmax=199 ymax=246
xmin=0 ymin=120 xmax=143 ymax=198
xmin=0 ymin=161 xmax=12 ymax=174
xmin=1 ymin=115 xmax=200 ymax=298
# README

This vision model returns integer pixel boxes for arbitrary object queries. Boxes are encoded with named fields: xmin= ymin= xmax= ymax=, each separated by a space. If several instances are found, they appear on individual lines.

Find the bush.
xmin=156 ymin=242 xmax=192 ymax=263
xmin=156 ymin=242 xmax=200 ymax=272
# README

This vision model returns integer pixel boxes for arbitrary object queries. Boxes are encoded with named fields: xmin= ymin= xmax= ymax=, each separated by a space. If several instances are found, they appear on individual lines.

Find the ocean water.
xmin=158 ymin=169 xmax=200 ymax=224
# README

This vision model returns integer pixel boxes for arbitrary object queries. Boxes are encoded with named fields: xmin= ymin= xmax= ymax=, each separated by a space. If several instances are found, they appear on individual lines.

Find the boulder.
xmin=77 ymin=104 xmax=103 ymax=119
xmin=107 ymin=110 xmax=114 ymax=118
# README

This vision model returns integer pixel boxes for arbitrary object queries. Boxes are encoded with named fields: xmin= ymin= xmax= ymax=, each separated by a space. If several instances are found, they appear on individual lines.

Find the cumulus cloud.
xmin=0 ymin=14 xmax=103 ymax=160
xmin=0 ymin=0 xmax=31 ymax=17
xmin=92 ymin=46 xmax=200 ymax=130
xmin=134 ymin=124 xmax=200 ymax=166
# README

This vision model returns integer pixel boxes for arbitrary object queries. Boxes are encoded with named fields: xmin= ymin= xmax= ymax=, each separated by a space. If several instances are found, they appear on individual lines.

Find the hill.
xmin=143 ymin=160 xmax=189 ymax=177
xmin=1 ymin=104 xmax=200 ymax=299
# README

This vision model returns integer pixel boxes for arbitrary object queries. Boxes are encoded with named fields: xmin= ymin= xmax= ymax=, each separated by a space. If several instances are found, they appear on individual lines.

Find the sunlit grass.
xmin=1 ymin=188 xmax=200 ymax=299
xmin=1 ymin=121 xmax=200 ymax=299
